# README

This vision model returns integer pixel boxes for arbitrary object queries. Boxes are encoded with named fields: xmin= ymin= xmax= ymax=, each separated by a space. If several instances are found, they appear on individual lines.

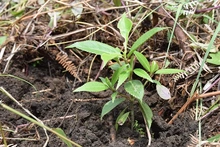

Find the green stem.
xmin=0 ymin=122 xmax=7 ymax=146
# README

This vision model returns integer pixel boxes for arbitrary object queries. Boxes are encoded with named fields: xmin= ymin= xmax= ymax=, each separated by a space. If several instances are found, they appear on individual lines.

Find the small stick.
xmin=168 ymin=91 xmax=220 ymax=125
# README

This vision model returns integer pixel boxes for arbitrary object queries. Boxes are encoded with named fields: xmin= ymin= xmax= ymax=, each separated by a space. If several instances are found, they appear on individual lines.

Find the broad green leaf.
xmin=73 ymin=81 xmax=108 ymax=92
xmin=115 ymin=108 xmax=127 ymax=131
xmin=0 ymin=36 xmax=7 ymax=46
xmin=133 ymin=68 xmax=153 ymax=82
xmin=134 ymin=51 xmax=150 ymax=72
xmin=53 ymin=128 xmax=73 ymax=147
xmin=116 ymin=71 xmax=130 ymax=89
xmin=101 ymin=53 xmax=121 ymax=69
xmin=124 ymin=80 xmax=144 ymax=102
xmin=150 ymin=61 xmax=159 ymax=74
xmin=139 ymin=101 xmax=153 ymax=129
xmin=117 ymin=13 xmax=132 ymax=44
xmin=66 ymin=40 xmax=121 ymax=55
xmin=117 ymin=112 xmax=130 ymax=126
xmin=207 ymin=52 xmax=220 ymax=65
xmin=156 ymin=84 xmax=171 ymax=100
xmin=128 ymin=27 xmax=167 ymax=57
xmin=155 ymin=69 xmax=184 ymax=74
xmin=101 ymin=98 xmax=125 ymax=120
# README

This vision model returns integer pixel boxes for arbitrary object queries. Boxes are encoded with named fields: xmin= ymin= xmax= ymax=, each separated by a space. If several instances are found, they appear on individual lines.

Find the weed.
xmin=133 ymin=120 xmax=145 ymax=137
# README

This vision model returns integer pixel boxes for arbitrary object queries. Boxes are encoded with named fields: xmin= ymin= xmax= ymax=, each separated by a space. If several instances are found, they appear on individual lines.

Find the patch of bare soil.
xmin=0 ymin=54 xmax=204 ymax=147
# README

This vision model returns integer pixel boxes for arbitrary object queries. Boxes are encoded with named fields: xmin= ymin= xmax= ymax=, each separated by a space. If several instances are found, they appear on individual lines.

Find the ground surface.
xmin=0 ymin=0 xmax=219 ymax=147
xmin=0 ymin=54 xmax=218 ymax=147
xmin=0 ymin=58 xmax=196 ymax=147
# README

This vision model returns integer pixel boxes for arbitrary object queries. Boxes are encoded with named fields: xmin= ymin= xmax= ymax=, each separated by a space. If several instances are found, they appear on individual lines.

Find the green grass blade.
xmin=0 ymin=102 xmax=81 ymax=147
xmin=190 ymin=23 xmax=220 ymax=96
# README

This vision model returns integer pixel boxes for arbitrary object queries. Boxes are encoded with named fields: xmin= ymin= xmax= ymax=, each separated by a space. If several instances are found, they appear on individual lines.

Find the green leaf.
xmin=152 ymin=80 xmax=160 ymax=85
xmin=109 ymin=61 xmax=125 ymax=71
xmin=139 ymin=101 xmax=153 ymax=129
xmin=101 ymin=98 xmax=125 ymax=120
xmin=156 ymin=84 xmax=171 ymax=100
xmin=53 ymin=128 xmax=73 ymax=147
xmin=134 ymin=51 xmax=150 ymax=72
xmin=128 ymin=27 xmax=167 ymax=57
xmin=11 ymin=9 xmax=25 ymax=17
xmin=150 ymin=61 xmax=159 ymax=74
xmin=111 ymin=92 xmax=118 ymax=102
xmin=100 ymin=77 xmax=112 ymax=88
xmin=133 ymin=68 xmax=153 ymax=82
xmin=73 ymin=81 xmax=108 ymax=92
xmin=115 ymin=108 xmax=127 ymax=131
xmin=117 ymin=13 xmax=132 ymax=44
xmin=117 ymin=112 xmax=130 ymax=126
xmin=164 ymin=60 xmax=171 ymax=68
xmin=207 ymin=134 xmax=220 ymax=142
xmin=113 ymin=0 xmax=121 ymax=6
xmin=116 ymin=71 xmax=130 ymax=89
xmin=66 ymin=40 xmax=121 ymax=55
xmin=111 ymin=67 xmax=121 ymax=85
xmin=124 ymin=80 xmax=144 ymax=102
xmin=110 ymin=63 xmax=127 ymax=86
xmin=155 ymin=69 xmax=184 ymax=74
xmin=207 ymin=52 xmax=220 ymax=65
xmin=101 ymin=53 xmax=121 ymax=69
xmin=0 ymin=36 xmax=7 ymax=46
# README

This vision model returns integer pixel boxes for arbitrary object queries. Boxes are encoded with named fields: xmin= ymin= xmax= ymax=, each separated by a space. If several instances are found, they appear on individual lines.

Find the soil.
xmin=0 ymin=1 xmax=219 ymax=147
xmin=0 ymin=53 xmax=219 ymax=147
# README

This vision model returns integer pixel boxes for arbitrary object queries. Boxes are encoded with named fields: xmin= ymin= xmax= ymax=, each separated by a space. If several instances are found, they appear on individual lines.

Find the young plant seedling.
xmin=66 ymin=13 xmax=183 ymax=143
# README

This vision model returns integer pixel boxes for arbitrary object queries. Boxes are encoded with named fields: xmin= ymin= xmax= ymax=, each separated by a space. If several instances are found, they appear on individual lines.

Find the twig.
xmin=195 ymin=5 xmax=220 ymax=13
xmin=168 ymin=90 xmax=220 ymax=124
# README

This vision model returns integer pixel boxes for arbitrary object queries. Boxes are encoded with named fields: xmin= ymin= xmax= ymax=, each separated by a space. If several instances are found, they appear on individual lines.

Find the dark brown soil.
xmin=1 ymin=54 xmax=217 ymax=147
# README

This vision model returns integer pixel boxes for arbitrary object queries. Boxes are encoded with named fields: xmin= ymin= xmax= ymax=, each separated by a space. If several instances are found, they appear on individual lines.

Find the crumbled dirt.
xmin=1 ymin=55 xmax=217 ymax=147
